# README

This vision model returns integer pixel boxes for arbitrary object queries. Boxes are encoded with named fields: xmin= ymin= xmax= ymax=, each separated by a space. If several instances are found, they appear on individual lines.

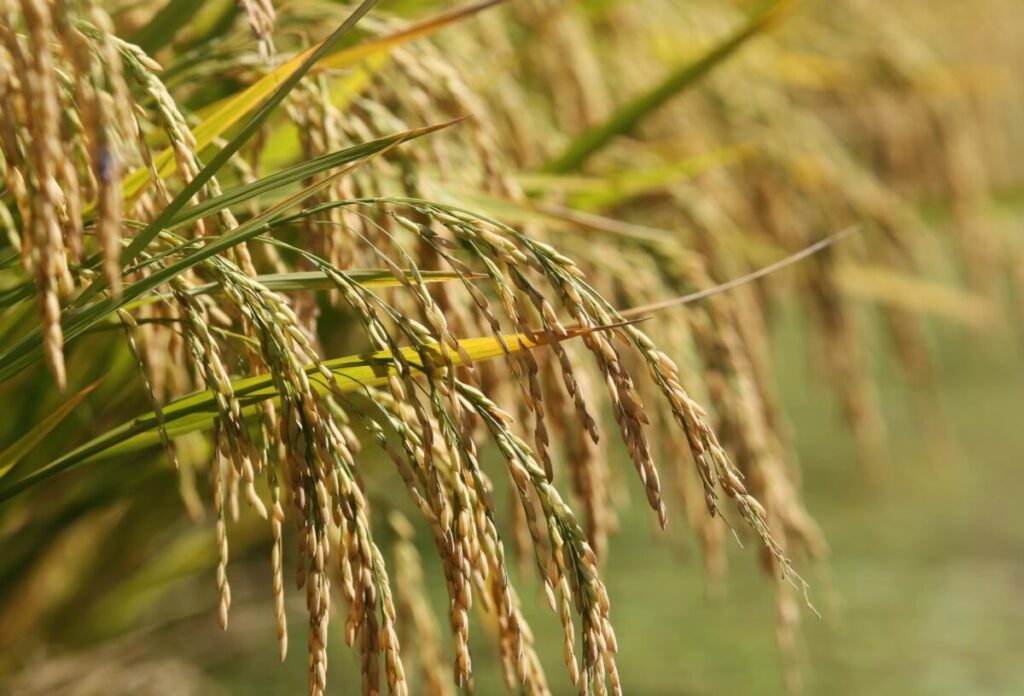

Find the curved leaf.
xmin=0 ymin=379 xmax=103 ymax=481
xmin=107 ymin=0 xmax=504 ymax=210
xmin=0 ymin=121 xmax=448 ymax=385
xmin=545 ymin=0 xmax=796 ymax=173
xmin=0 ymin=326 xmax=603 ymax=503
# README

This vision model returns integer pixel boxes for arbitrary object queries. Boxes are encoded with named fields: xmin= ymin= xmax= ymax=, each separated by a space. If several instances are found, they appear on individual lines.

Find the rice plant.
xmin=0 ymin=0 xmax=1018 ymax=694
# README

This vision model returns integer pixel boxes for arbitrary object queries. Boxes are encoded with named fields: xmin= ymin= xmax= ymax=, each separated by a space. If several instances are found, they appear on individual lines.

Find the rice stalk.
xmin=0 ymin=1 xmax=1018 ymax=694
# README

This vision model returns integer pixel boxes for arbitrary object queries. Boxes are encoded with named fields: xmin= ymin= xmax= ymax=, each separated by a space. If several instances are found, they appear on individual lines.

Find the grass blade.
xmin=108 ymin=0 xmax=503 ymax=211
xmin=618 ymin=225 xmax=859 ymax=317
xmin=545 ymin=0 xmax=796 ymax=173
xmin=0 ymin=123 xmax=454 ymax=314
xmin=80 ymin=0 xmax=380 ymax=304
xmin=164 ymin=121 xmax=455 ymax=231
xmin=185 ymin=269 xmax=471 ymax=295
xmin=0 ymin=121 xmax=448 ymax=385
xmin=0 ymin=379 xmax=102 ymax=481
xmin=113 ymin=269 xmax=472 ymax=314
xmin=0 ymin=325 xmax=603 ymax=502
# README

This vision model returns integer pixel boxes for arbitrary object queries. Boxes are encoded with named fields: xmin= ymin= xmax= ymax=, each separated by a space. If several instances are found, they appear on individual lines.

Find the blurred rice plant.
xmin=0 ymin=0 xmax=1020 ymax=694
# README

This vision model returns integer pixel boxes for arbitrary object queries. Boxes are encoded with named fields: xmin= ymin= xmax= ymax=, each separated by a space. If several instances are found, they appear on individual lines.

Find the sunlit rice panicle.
xmin=0 ymin=4 xmax=803 ymax=693
xmin=4 ymin=1 xmax=1020 ymax=694
xmin=55 ymin=2 xmax=127 ymax=297
xmin=270 ymin=485 xmax=288 ymax=662
xmin=457 ymin=381 xmax=621 ymax=694
xmin=211 ymin=428 xmax=231 ymax=631
xmin=2 ymin=0 xmax=73 ymax=388
xmin=110 ymin=34 xmax=212 ymax=237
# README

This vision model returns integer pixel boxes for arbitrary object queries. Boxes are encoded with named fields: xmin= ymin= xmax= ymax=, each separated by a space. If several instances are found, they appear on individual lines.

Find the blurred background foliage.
xmin=1 ymin=0 xmax=1023 ymax=693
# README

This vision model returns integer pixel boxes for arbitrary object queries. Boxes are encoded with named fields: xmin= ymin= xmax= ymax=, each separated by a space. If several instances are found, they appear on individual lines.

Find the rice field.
xmin=1 ymin=1 xmax=1021 ymax=694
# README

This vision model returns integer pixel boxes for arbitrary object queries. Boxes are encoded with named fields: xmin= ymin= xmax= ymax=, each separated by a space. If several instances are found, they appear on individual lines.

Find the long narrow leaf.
xmin=0 ymin=121 xmax=447 ymax=385
xmin=185 ymin=269 xmax=472 ymax=295
xmin=164 ymin=122 xmax=455 ymax=231
xmin=116 ymin=269 xmax=473 ymax=313
xmin=0 ymin=123 xmax=453 ymax=315
xmin=0 ymin=379 xmax=102 ymax=480
xmin=545 ymin=0 xmax=796 ymax=173
xmin=0 ymin=326 xmax=601 ymax=502
xmin=80 ymin=0 xmax=379 ymax=304
xmin=109 ymin=0 xmax=503 ymax=210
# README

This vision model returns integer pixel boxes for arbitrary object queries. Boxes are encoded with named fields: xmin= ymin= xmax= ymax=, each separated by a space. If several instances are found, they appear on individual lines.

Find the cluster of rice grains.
xmin=436 ymin=0 xmax=1020 ymax=686
xmin=0 ymin=0 xmax=131 ymax=388
xmin=3 ymin=0 xmax=1018 ymax=695
xmin=0 ymin=4 xmax=789 ymax=694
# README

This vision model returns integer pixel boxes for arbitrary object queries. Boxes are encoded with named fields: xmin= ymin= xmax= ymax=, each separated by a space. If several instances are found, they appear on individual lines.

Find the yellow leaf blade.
xmin=106 ymin=0 xmax=504 ymax=210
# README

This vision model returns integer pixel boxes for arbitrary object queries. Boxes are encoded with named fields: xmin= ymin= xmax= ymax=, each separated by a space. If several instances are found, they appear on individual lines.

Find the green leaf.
xmin=79 ymin=0 xmax=380 ymax=305
xmin=0 ymin=121 xmax=448 ymax=385
xmin=433 ymin=185 xmax=672 ymax=244
xmin=0 ymin=326 xmax=601 ymax=502
xmin=0 ymin=379 xmax=102 ymax=481
xmin=115 ymin=269 xmax=472 ymax=314
xmin=185 ymin=269 xmax=470 ymax=295
xmin=106 ymin=0 xmax=504 ymax=212
xmin=544 ymin=0 xmax=796 ymax=173
xmin=0 ymin=123 xmax=454 ymax=315
xmin=164 ymin=122 xmax=455 ymax=232
xmin=524 ymin=142 xmax=754 ymax=209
